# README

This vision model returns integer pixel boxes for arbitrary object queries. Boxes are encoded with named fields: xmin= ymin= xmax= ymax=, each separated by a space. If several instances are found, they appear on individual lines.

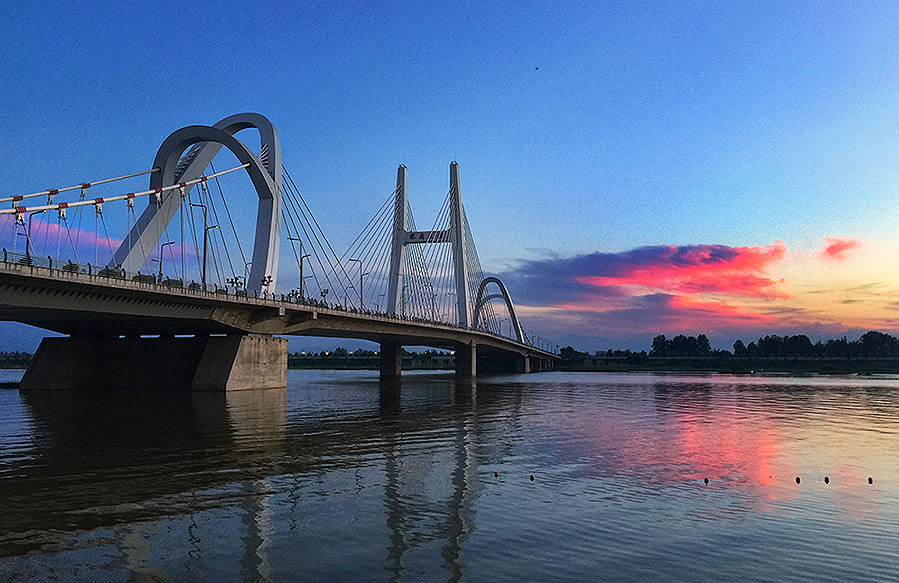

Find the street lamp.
xmin=347 ymin=258 xmax=368 ymax=308
xmin=189 ymin=203 xmax=217 ymax=290
xmin=26 ymin=209 xmax=46 ymax=258
xmin=157 ymin=240 xmax=175 ymax=279
xmin=288 ymin=236 xmax=311 ymax=297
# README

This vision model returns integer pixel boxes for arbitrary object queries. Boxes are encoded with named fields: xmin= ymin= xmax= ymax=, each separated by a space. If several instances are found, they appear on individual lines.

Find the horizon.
xmin=3 ymin=2 xmax=899 ymax=353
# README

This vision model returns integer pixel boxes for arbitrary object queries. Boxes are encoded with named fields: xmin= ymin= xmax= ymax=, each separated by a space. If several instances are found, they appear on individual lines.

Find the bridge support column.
xmin=379 ymin=342 xmax=402 ymax=378
xmin=455 ymin=343 xmax=477 ymax=377
xmin=517 ymin=355 xmax=531 ymax=374
xmin=19 ymin=335 xmax=287 ymax=391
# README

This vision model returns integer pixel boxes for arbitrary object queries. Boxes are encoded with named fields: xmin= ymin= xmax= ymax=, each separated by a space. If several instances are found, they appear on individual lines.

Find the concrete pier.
xmin=455 ymin=343 xmax=477 ymax=377
xmin=19 ymin=334 xmax=287 ymax=391
xmin=379 ymin=342 xmax=402 ymax=378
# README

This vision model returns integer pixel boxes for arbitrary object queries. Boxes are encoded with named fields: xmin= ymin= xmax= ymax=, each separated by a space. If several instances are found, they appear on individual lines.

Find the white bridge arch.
xmin=473 ymin=276 xmax=525 ymax=343
xmin=110 ymin=113 xmax=282 ymax=294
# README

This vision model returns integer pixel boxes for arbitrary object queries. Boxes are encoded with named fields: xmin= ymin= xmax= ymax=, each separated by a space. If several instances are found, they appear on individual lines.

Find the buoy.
xmin=868 ymin=477 xmax=873 ymax=485
xmin=494 ymin=472 xmax=499 ymax=478
xmin=796 ymin=476 xmax=801 ymax=484
xmin=703 ymin=478 xmax=709 ymax=485
xmin=529 ymin=475 xmax=534 ymax=481
xmin=824 ymin=476 xmax=829 ymax=484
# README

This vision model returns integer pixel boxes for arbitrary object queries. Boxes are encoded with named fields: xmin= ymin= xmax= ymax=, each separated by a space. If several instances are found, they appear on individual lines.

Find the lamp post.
xmin=347 ymin=258 xmax=368 ymax=309
xmin=288 ymin=237 xmax=311 ymax=298
xmin=189 ymin=203 xmax=217 ymax=290
xmin=26 ymin=209 xmax=46 ymax=258
xmin=157 ymin=240 xmax=175 ymax=279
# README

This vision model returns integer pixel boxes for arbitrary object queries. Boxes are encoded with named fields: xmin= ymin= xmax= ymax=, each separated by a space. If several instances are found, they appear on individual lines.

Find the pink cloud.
xmin=820 ymin=237 xmax=861 ymax=261
xmin=573 ymin=242 xmax=788 ymax=299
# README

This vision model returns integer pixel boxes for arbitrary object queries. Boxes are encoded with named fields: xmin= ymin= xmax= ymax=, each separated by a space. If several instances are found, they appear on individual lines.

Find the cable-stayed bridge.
xmin=0 ymin=113 xmax=557 ymax=390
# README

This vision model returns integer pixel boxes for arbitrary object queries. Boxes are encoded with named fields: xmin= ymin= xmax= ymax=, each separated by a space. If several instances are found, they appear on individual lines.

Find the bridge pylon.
xmin=385 ymin=162 xmax=472 ymax=327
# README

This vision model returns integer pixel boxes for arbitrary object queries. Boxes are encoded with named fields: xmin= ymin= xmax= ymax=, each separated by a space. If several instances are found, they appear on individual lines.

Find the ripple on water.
xmin=0 ymin=370 xmax=898 ymax=581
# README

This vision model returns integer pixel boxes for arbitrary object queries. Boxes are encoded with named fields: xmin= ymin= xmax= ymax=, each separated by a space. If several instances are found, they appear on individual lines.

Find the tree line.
xmin=560 ymin=330 xmax=899 ymax=360
xmin=652 ymin=331 xmax=899 ymax=358
xmin=731 ymin=331 xmax=899 ymax=358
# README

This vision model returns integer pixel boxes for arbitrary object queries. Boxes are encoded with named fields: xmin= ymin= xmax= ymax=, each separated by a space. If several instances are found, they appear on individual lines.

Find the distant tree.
xmin=859 ymin=331 xmax=899 ymax=357
xmin=650 ymin=335 xmax=668 ymax=357
xmin=733 ymin=340 xmax=746 ymax=357
xmin=746 ymin=341 xmax=759 ymax=357
xmin=650 ymin=333 xmax=713 ymax=357
xmin=783 ymin=334 xmax=812 ymax=357
xmin=697 ymin=334 xmax=712 ymax=354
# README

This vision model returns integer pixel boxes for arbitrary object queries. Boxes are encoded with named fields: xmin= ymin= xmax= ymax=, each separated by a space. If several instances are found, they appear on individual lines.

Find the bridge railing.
xmin=0 ymin=248 xmax=220 ymax=290
xmin=0 ymin=248 xmax=558 ymax=354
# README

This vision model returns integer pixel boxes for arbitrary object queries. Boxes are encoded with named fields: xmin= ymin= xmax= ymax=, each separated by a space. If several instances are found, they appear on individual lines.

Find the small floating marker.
xmin=796 ymin=476 xmax=801 ymax=484
xmin=824 ymin=476 xmax=830 ymax=484
xmin=494 ymin=472 xmax=499 ymax=478
xmin=868 ymin=477 xmax=873 ymax=485
xmin=703 ymin=478 xmax=709 ymax=485
xmin=529 ymin=475 xmax=535 ymax=481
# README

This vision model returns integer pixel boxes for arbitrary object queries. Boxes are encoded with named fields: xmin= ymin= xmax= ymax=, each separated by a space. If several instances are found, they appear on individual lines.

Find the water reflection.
xmin=1 ymin=372 xmax=899 ymax=582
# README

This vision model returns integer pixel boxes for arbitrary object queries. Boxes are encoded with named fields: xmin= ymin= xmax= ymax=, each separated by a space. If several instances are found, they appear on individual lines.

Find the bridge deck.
xmin=0 ymin=260 xmax=558 ymax=361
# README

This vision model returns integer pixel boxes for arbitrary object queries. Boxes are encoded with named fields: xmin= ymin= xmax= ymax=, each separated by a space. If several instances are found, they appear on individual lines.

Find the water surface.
xmin=1 ymin=370 xmax=898 ymax=581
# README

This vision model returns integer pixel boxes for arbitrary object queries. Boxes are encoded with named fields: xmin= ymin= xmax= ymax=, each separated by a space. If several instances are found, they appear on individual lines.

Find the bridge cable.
xmin=185 ymin=188 xmax=204 ymax=280
xmin=278 ymin=185 xmax=316 ymax=293
xmin=421 ymin=190 xmax=452 ymax=321
xmin=279 ymin=208 xmax=304 ymax=293
xmin=283 ymin=166 xmax=358 ymax=303
xmin=345 ymin=202 xmax=395 ymax=310
xmin=199 ymin=171 xmax=236 ymax=286
xmin=282 ymin=165 xmax=358 ymax=303
xmin=198 ymin=179 xmax=228 ymax=288
xmin=280 ymin=176 xmax=332 ymax=299
xmin=209 ymin=162 xmax=248 ymax=272
xmin=282 ymin=166 xmax=355 ymax=304
xmin=279 ymin=179 xmax=326 ymax=297
xmin=0 ymin=167 xmax=159 ymax=205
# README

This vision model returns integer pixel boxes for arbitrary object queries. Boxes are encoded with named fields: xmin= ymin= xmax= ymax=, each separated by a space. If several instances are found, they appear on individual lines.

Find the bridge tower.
xmin=386 ymin=162 xmax=472 ymax=327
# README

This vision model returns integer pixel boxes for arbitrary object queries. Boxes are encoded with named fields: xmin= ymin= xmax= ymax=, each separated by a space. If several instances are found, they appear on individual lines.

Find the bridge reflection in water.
xmin=0 ymin=372 xmax=524 ymax=581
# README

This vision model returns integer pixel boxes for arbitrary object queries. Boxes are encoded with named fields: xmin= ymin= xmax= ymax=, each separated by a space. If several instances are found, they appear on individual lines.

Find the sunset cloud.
xmin=820 ymin=237 xmax=861 ymax=261
xmin=517 ymin=293 xmax=783 ymax=337
xmin=496 ymin=241 xmax=861 ymax=346
xmin=501 ymin=242 xmax=788 ymax=305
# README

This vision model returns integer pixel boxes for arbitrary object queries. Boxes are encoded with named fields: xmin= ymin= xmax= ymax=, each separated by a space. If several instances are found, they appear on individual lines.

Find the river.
xmin=1 ymin=370 xmax=898 ymax=581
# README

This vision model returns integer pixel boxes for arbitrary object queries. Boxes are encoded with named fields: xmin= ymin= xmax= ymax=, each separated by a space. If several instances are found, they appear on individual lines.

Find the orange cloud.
xmin=820 ymin=237 xmax=861 ymax=261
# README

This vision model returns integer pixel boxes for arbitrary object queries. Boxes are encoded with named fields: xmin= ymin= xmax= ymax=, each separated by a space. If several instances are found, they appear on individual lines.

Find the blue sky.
xmin=2 ymin=1 xmax=899 ymax=351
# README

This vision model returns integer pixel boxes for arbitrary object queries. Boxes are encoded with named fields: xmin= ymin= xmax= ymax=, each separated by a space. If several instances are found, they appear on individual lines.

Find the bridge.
xmin=0 ymin=113 xmax=558 ymax=390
